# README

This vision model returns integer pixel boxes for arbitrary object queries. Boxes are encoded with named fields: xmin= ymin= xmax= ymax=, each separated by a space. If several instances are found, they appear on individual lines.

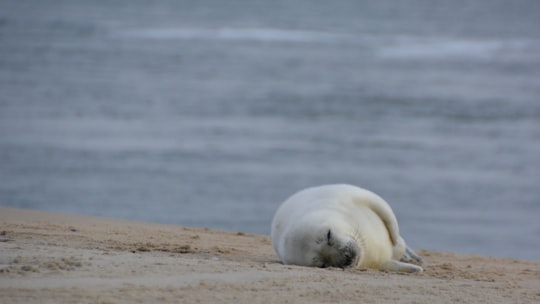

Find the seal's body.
xmin=271 ymin=184 xmax=423 ymax=273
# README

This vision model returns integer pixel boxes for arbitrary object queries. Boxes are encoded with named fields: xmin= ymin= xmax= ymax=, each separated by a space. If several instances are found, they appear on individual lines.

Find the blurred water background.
xmin=1 ymin=1 xmax=539 ymax=261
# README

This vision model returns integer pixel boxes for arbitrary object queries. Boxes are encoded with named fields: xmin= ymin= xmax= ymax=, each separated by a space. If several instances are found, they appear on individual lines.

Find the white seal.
xmin=271 ymin=184 xmax=423 ymax=273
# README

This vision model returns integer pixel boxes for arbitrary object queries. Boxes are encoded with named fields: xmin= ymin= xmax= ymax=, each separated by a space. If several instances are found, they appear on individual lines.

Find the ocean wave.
xmin=119 ymin=27 xmax=352 ymax=43
xmin=117 ymin=27 xmax=540 ymax=61
xmin=378 ymin=37 xmax=540 ymax=60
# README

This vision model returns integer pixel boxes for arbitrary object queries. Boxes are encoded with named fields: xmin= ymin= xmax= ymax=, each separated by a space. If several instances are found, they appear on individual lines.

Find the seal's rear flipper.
xmin=381 ymin=260 xmax=423 ymax=273
xmin=400 ymin=246 xmax=423 ymax=264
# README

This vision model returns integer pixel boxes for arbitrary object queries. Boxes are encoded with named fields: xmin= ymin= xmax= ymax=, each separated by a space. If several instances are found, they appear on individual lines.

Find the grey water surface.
xmin=1 ymin=1 xmax=539 ymax=261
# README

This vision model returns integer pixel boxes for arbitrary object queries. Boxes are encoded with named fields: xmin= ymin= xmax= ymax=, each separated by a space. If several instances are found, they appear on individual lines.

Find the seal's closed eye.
xmin=326 ymin=229 xmax=332 ymax=245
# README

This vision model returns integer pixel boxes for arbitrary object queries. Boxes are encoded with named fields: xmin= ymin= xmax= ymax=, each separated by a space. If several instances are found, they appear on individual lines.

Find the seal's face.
xmin=311 ymin=228 xmax=359 ymax=268
xmin=281 ymin=216 xmax=361 ymax=269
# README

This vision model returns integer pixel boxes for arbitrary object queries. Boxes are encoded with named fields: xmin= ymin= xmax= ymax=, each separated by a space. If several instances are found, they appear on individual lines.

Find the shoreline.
xmin=1 ymin=206 xmax=539 ymax=303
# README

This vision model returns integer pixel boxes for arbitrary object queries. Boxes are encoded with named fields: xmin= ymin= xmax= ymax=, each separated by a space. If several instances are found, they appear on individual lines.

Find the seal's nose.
xmin=338 ymin=242 xmax=359 ymax=269
xmin=342 ymin=250 xmax=356 ymax=268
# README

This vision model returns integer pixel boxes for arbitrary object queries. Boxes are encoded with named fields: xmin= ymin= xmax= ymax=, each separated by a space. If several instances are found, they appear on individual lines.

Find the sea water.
xmin=1 ymin=0 xmax=539 ymax=261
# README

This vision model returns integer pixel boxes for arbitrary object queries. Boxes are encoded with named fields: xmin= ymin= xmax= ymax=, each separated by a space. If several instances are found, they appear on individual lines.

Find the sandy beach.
xmin=0 ymin=207 xmax=538 ymax=303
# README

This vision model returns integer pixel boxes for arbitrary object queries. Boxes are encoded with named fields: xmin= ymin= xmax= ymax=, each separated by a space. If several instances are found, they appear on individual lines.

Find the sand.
xmin=0 ymin=207 xmax=538 ymax=303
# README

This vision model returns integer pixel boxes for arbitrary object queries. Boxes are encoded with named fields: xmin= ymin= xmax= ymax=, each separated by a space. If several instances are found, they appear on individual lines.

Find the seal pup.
xmin=271 ymin=184 xmax=423 ymax=273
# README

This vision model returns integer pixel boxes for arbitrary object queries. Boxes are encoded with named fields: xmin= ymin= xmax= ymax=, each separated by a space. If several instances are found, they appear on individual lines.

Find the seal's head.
xmin=311 ymin=228 xmax=360 ymax=268
xmin=281 ymin=218 xmax=360 ymax=268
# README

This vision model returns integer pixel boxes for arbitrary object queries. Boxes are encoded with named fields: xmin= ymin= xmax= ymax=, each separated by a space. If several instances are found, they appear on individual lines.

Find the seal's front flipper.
xmin=381 ymin=260 xmax=423 ymax=273
xmin=400 ymin=246 xmax=423 ymax=264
